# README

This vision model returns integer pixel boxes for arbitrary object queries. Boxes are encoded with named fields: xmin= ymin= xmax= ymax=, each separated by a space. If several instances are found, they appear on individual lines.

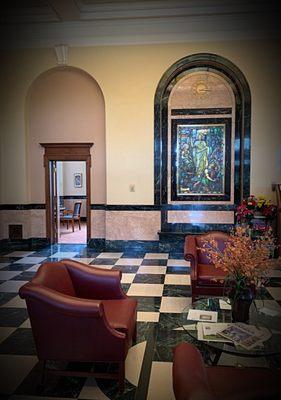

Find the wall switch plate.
xmin=129 ymin=184 xmax=135 ymax=192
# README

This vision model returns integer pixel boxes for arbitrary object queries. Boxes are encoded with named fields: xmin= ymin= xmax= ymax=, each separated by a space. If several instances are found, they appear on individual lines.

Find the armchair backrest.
xmin=32 ymin=262 xmax=76 ymax=296
xmin=73 ymin=201 xmax=82 ymax=217
xmin=173 ymin=343 xmax=215 ymax=400
xmin=195 ymin=231 xmax=229 ymax=264
xmin=59 ymin=196 xmax=64 ymax=208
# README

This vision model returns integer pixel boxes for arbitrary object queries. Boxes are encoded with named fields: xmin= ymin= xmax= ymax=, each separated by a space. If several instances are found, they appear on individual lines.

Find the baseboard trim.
xmin=0 ymin=237 xmax=183 ymax=254
xmin=88 ymin=239 xmax=160 ymax=252
xmin=0 ymin=237 xmax=50 ymax=252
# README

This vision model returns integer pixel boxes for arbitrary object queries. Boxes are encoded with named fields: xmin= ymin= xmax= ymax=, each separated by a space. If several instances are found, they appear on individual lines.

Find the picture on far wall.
xmin=171 ymin=117 xmax=231 ymax=201
xmin=74 ymin=173 xmax=82 ymax=188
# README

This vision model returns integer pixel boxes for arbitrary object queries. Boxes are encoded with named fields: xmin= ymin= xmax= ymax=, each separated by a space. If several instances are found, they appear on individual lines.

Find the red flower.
xmin=236 ymin=195 xmax=276 ymax=223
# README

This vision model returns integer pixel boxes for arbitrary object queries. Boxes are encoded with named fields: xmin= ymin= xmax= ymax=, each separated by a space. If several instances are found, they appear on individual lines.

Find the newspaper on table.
xmin=197 ymin=322 xmax=232 ymax=343
xmin=218 ymin=323 xmax=271 ymax=350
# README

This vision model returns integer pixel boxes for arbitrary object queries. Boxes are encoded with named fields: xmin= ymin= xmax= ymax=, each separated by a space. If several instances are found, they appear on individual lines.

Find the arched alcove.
xmin=26 ymin=66 xmax=106 ymax=205
xmin=154 ymin=53 xmax=251 ymax=208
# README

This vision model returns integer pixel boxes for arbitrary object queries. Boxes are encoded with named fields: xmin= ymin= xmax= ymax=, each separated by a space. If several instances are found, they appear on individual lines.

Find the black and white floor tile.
xmin=0 ymin=244 xmax=281 ymax=399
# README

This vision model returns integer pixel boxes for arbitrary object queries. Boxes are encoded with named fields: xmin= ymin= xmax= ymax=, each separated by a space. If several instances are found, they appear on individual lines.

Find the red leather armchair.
xmin=19 ymin=259 xmax=137 ymax=391
xmin=173 ymin=342 xmax=281 ymax=400
xmin=184 ymin=232 xmax=229 ymax=302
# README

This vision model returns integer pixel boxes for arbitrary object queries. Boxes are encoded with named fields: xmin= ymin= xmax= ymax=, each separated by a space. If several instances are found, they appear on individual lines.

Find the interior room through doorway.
xmin=56 ymin=161 xmax=87 ymax=244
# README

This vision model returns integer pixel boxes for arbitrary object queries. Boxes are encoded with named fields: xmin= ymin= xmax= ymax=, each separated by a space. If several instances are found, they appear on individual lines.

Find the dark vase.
xmin=228 ymin=283 xmax=255 ymax=323
xmin=231 ymin=298 xmax=253 ymax=322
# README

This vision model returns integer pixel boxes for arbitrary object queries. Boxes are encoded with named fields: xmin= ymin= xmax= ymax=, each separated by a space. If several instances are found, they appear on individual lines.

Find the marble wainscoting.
xmin=106 ymin=211 xmax=161 ymax=241
xmin=167 ymin=210 xmax=234 ymax=224
xmin=91 ymin=209 xmax=106 ymax=239
xmin=0 ymin=209 xmax=46 ymax=240
xmin=30 ymin=210 xmax=46 ymax=238
xmin=0 ymin=210 xmax=31 ymax=240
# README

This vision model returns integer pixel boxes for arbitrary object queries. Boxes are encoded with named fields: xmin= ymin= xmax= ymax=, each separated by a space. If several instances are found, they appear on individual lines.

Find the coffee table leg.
xmin=211 ymin=350 xmax=222 ymax=366
xmin=202 ymin=346 xmax=222 ymax=366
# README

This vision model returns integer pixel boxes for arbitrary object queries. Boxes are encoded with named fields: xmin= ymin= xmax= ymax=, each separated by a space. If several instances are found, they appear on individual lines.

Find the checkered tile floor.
xmin=0 ymin=244 xmax=281 ymax=399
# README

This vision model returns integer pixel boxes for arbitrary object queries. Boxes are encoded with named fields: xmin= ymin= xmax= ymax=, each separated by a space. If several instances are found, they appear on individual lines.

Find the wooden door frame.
xmin=41 ymin=143 xmax=93 ymax=244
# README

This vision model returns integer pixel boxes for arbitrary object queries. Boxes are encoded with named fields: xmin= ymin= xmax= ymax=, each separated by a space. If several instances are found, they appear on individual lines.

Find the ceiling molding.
xmin=48 ymin=0 xmax=81 ymax=21
xmin=0 ymin=0 xmax=280 ymax=48
xmin=77 ymin=0 xmax=278 ymax=21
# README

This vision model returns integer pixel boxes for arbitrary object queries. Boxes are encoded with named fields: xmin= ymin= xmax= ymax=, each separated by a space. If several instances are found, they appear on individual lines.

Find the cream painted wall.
xmin=0 ymin=49 xmax=54 ymax=204
xmin=62 ymin=162 xmax=86 ymax=196
xmin=0 ymin=39 xmax=281 ymax=205
xmin=27 ymin=67 xmax=106 ymax=204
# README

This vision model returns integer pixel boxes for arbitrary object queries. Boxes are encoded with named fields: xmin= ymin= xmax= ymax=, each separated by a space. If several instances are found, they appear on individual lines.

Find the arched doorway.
xmin=26 ymin=66 xmax=106 ymax=243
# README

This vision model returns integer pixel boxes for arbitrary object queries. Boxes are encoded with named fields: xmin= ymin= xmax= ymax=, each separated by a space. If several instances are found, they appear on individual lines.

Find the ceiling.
xmin=1 ymin=0 xmax=281 ymax=48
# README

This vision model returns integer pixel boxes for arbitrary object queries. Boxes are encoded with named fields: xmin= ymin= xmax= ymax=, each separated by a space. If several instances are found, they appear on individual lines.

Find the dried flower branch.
xmin=200 ymin=226 xmax=275 ymax=299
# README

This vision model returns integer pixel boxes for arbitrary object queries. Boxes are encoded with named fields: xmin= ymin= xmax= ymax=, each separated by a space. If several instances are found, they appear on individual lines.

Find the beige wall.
xmin=27 ymin=67 xmax=106 ymax=204
xmin=61 ymin=162 xmax=86 ymax=196
xmin=1 ymin=39 xmax=281 ymax=206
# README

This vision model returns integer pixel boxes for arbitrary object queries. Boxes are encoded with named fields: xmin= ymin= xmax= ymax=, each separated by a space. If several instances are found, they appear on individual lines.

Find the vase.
xmin=231 ymin=298 xmax=253 ymax=322
xmin=228 ymin=284 xmax=255 ymax=323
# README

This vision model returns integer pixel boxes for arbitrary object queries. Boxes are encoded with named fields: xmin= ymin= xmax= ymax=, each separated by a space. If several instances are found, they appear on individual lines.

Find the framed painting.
xmin=171 ymin=118 xmax=231 ymax=201
xmin=74 ymin=173 xmax=82 ymax=188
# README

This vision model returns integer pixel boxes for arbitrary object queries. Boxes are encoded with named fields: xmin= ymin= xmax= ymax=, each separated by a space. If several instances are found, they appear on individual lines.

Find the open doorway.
xmin=56 ymin=161 xmax=87 ymax=244
xmin=41 ymin=143 xmax=93 ymax=245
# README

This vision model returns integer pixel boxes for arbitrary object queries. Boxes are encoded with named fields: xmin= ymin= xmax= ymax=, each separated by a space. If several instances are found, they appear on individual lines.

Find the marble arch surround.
xmin=154 ymin=53 xmax=251 ymax=235
xmin=167 ymin=70 xmax=236 ymax=205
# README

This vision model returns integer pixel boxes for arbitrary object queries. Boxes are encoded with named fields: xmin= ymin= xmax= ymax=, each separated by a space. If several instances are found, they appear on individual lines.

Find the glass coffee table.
xmin=181 ymin=298 xmax=281 ymax=365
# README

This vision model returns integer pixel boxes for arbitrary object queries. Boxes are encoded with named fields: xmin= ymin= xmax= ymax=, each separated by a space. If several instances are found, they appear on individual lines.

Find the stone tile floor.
xmin=0 ymin=244 xmax=281 ymax=399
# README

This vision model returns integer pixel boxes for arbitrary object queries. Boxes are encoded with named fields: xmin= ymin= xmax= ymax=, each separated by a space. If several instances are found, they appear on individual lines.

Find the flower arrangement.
xmin=201 ymin=226 xmax=275 ymax=302
xmin=236 ymin=195 xmax=277 ymax=224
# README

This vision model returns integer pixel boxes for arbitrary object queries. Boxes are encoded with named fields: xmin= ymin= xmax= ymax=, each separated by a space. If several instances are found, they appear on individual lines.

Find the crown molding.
xmin=77 ymin=0 xmax=277 ymax=21
xmin=0 ymin=1 xmax=280 ymax=49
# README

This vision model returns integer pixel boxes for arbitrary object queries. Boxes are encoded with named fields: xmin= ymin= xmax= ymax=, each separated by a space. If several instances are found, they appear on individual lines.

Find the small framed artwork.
xmin=74 ymin=173 xmax=82 ymax=188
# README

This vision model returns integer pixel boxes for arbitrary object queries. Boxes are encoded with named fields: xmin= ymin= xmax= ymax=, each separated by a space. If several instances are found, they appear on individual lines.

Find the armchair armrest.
xmin=173 ymin=343 xmax=215 ymax=400
xmin=62 ymin=259 xmax=127 ymax=300
xmin=19 ymin=282 xmax=127 ymax=361
xmin=19 ymin=283 xmax=105 ymax=318
xmin=184 ymin=236 xmax=198 ymax=280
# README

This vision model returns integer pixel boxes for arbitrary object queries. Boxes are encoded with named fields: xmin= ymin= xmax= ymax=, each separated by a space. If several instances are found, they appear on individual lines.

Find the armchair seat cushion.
xmin=103 ymin=298 xmax=137 ymax=339
xmin=197 ymin=264 xmax=227 ymax=286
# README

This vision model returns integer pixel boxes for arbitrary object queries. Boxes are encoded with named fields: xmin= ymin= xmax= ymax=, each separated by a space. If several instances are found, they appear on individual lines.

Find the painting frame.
xmin=171 ymin=117 xmax=231 ymax=201
xmin=74 ymin=173 xmax=83 ymax=188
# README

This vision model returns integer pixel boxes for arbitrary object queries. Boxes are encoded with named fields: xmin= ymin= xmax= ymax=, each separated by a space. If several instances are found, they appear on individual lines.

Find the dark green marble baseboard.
xmin=0 ymin=238 xmax=50 ymax=253
xmin=88 ymin=239 xmax=160 ymax=252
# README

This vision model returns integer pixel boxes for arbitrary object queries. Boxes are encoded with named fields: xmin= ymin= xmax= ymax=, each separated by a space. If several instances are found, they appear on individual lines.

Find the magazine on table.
xmin=218 ymin=323 xmax=269 ymax=350
xmin=197 ymin=322 xmax=232 ymax=342
xmin=235 ymin=323 xmax=272 ymax=342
